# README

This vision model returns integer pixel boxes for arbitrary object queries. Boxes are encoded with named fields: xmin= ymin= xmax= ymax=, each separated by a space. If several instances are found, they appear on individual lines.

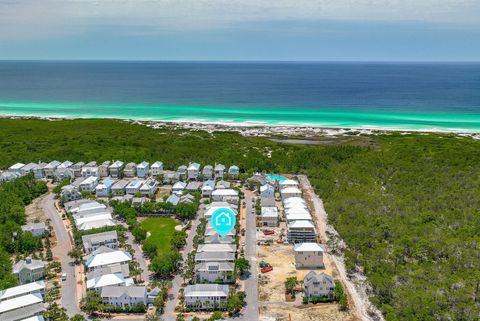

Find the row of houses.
xmin=67 ymin=200 xmax=115 ymax=231
xmin=183 ymin=202 xmax=240 ymax=310
xmin=0 ymin=280 xmax=46 ymax=321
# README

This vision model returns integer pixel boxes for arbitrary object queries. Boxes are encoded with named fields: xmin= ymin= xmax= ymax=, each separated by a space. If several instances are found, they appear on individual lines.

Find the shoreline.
xmin=2 ymin=114 xmax=480 ymax=139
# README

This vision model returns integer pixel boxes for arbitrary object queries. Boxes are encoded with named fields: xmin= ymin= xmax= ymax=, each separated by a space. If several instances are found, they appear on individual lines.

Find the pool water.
xmin=266 ymin=174 xmax=287 ymax=181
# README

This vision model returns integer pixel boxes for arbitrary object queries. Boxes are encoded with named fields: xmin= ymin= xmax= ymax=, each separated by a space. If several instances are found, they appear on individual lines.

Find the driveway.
xmin=125 ymin=230 xmax=151 ymax=283
xmin=41 ymin=193 xmax=81 ymax=317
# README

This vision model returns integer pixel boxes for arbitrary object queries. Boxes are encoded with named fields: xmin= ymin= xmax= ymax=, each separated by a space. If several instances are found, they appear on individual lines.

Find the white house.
xmin=60 ymin=185 xmax=82 ymax=202
xmin=70 ymin=201 xmax=107 ymax=216
xmin=194 ymin=251 xmax=235 ymax=263
xmin=13 ymin=257 xmax=46 ymax=284
xmin=212 ymin=189 xmax=239 ymax=204
xmin=303 ymin=271 xmax=335 ymax=300
xmin=126 ymin=180 xmax=142 ymax=195
xmin=214 ymin=164 xmax=225 ymax=179
xmin=136 ymin=161 xmax=150 ymax=178
xmin=87 ymin=273 xmax=134 ymax=292
xmin=204 ymin=202 xmax=237 ymax=219
xmin=82 ymin=230 xmax=118 ymax=254
xmin=109 ymin=160 xmax=124 ymax=178
xmin=172 ymin=181 xmax=187 ymax=194
xmin=100 ymin=285 xmax=147 ymax=308
xmin=294 ymin=243 xmax=324 ymax=269
xmin=201 ymin=180 xmax=215 ymax=197
xmin=202 ymin=165 xmax=213 ymax=179
xmin=184 ymin=284 xmax=229 ymax=310
xmin=195 ymin=262 xmax=234 ymax=283
xmin=228 ymin=165 xmax=240 ymax=178
xmin=96 ymin=179 xmax=114 ymax=197
xmin=215 ymin=180 xmax=231 ymax=189
xmin=187 ymin=162 xmax=201 ymax=180
xmin=197 ymin=243 xmax=236 ymax=254
xmin=260 ymin=183 xmax=275 ymax=199
xmin=98 ymin=161 xmax=111 ymax=177
xmin=166 ymin=194 xmax=180 ymax=206
xmin=140 ymin=179 xmax=157 ymax=196
xmin=150 ymin=161 xmax=163 ymax=176
xmin=81 ymin=165 xmax=99 ymax=178
xmin=80 ymin=176 xmax=99 ymax=193
xmin=261 ymin=207 xmax=278 ymax=227
xmin=287 ymin=220 xmax=317 ymax=244
xmin=71 ymin=161 xmax=85 ymax=177
xmin=32 ymin=163 xmax=47 ymax=179
xmin=0 ymin=171 xmax=21 ymax=182
xmin=177 ymin=165 xmax=187 ymax=180
xmin=85 ymin=249 xmax=132 ymax=272
xmin=0 ymin=293 xmax=44 ymax=321
xmin=280 ymin=187 xmax=302 ymax=200
xmin=75 ymin=213 xmax=114 ymax=231
xmin=123 ymin=162 xmax=137 ymax=178
xmin=279 ymin=179 xmax=299 ymax=189
xmin=21 ymin=223 xmax=46 ymax=237
xmin=0 ymin=281 xmax=45 ymax=302
xmin=43 ymin=160 xmax=61 ymax=178
xmin=8 ymin=163 xmax=25 ymax=174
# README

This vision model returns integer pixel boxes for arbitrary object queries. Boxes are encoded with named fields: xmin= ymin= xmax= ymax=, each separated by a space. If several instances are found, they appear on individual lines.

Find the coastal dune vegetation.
xmin=1 ymin=118 xmax=480 ymax=321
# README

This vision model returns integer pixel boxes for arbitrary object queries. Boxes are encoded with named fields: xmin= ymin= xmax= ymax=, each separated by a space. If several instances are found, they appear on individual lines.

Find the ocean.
xmin=0 ymin=61 xmax=479 ymax=132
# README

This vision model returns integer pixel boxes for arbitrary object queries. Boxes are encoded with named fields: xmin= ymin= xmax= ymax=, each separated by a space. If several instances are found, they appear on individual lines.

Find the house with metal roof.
xmin=0 ymin=293 xmax=44 ymax=321
xmin=136 ymin=161 xmax=150 ymax=178
xmin=294 ymin=243 xmax=325 ymax=269
xmin=21 ymin=223 xmax=46 ymax=237
xmin=195 ymin=262 xmax=234 ymax=283
xmin=184 ymin=284 xmax=229 ymax=310
xmin=100 ymin=285 xmax=147 ymax=308
xmin=303 ymin=271 xmax=335 ymax=300
xmin=82 ymin=231 xmax=118 ymax=254
xmin=214 ymin=164 xmax=225 ymax=179
xmin=150 ymin=161 xmax=163 ymax=176
xmin=0 ymin=281 xmax=45 ymax=302
xmin=13 ymin=257 xmax=46 ymax=284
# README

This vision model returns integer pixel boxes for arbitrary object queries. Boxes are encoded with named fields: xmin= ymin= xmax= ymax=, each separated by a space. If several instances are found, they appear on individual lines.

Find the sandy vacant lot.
xmin=25 ymin=193 xmax=49 ymax=223
xmin=258 ymin=244 xmax=355 ymax=321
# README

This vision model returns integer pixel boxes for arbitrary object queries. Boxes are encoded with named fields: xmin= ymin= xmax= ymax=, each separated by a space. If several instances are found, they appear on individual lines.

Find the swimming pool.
xmin=266 ymin=174 xmax=287 ymax=181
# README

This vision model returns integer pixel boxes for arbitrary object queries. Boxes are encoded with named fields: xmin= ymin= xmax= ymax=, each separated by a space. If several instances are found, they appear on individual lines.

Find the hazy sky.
xmin=1 ymin=0 xmax=479 ymax=61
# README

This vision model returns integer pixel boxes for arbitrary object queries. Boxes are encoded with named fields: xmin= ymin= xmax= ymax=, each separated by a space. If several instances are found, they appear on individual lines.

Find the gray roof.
xmin=195 ymin=251 xmax=235 ymax=262
xmin=195 ymin=261 xmax=234 ymax=272
xmin=204 ymin=234 xmax=235 ymax=244
xmin=87 ymin=264 xmax=130 ymax=279
xmin=304 ymin=271 xmax=335 ymax=287
xmin=185 ymin=284 xmax=229 ymax=297
xmin=112 ymin=180 xmax=129 ymax=189
xmin=214 ymin=164 xmax=225 ymax=171
xmin=186 ymin=181 xmax=202 ymax=190
xmin=82 ymin=231 xmax=117 ymax=246
xmin=101 ymin=285 xmax=146 ymax=298
xmin=21 ymin=222 xmax=46 ymax=232
xmin=13 ymin=258 xmax=46 ymax=273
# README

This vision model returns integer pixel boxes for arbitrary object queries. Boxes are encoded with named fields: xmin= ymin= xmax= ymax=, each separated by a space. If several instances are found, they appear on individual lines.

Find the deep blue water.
xmin=0 ymin=61 xmax=479 ymax=131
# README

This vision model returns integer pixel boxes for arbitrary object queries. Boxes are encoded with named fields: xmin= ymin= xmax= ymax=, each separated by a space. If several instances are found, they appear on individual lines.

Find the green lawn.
xmin=140 ymin=217 xmax=179 ymax=257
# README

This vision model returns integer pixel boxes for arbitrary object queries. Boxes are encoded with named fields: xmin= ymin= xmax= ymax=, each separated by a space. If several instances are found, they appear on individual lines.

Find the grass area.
xmin=2 ymin=118 xmax=480 ymax=320
xmin=140 ymin=217 xmax=179 ymax=257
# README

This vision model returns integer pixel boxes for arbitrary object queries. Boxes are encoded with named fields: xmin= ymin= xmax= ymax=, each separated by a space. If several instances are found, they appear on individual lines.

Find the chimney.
xmin=26 ymin=257 xmax=32 ymax=264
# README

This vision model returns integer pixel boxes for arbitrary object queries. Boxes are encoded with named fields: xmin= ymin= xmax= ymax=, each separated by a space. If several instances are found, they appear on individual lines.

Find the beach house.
xmin=0 ymin=281 xmax=45 ymax=302
xmin=20 ymin=163 xmax=37 ymax=175
xmin=79 ymin=176 xmax=99 ymax=193
xmin=281 ymin=186 xmax=302 ymax=200
xmin=166 ymin=194 xmax=180 ymax=206
xmin=150 ymin=161 xmax=163 ymax=176
xmin=81 ymin=162 xmax=99 ymax=178
xmin=85 ymin=249 xmax=132 ymax=272
xmin=100 ymin=285 xmax=147 ymax=309
xmin=82 ymin=230 xmax=118 ymax=254
xmin=96 ymin=179 xmax=114 ymax=197
xmin=43 ymin=160 xmax=61 ymax=178
xmin=195 ymin=261 xmax=235 ymax=283
xmin=136 ymin=161 xmax=150 ymax=178
xmin=260 ymin=183 xmax=275 ymax=199
xmin=8 ymin=163 xmax=25 ymax=174
xmin=177 ymin=165 xmax=187 ymax=180
xmin=212 ymin=188 xmax=239 ymax=204
xmin=111 ymin=179 xmax=129 ymax=196
xmin=172 ymin=181 xmax=187 ymax=194
xmin=109 ymin=160 xmax=124 ymax=178
xmin=279 ymin=179 xmax=299 ymax=189
xmin=261 ymin=207 xmax=278 ymax=227
xmin=214 ymin=164 xmax=225 ymax=179
xmin=71 ymin=161 xmax=85 ymax=177
xmin=21 ymin=222 xmax=46 ymax=237
xmin=187 ymin=162 xmax=201 ymax=180
xmin=32 ymin=163 xmax=47 ymax=179
xmin=123 ymin=162 xmax=137 ymax=178
xmin=140 ymin=178 xmax=157 ymax=196
xmin=13 ymin=257 xmax=46 ymax=284
xmin=228 ymin=165 xmax=240 ymax=178
xmin=202 ymin=165 xmax=213 ymax=179
xmin=287 ymin=220 xmax=317 ymax=243
xmin=201 ymin=180 xmax=215 ymax=197
xmin=87 ymin=273 xmax=134 ymax=292
xmin=98 ymin=161 xmax=111 ymax=177
xmin=60 ymin=185 xmax=82 ymax=202
xmin=0 ymin=293 xmax=45 ymax=321
xmin=303 ymin=271 xmax=335 ymax=300
xmin=294 ymin=243 xmax=324 ymax=269
xmin=184 ymin=284 xmax=229 ymax=310
xmin=126 ymin=180 xmax=142 ymax=195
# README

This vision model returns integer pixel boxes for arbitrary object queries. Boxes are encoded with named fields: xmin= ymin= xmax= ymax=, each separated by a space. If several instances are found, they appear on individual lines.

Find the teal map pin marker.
xmin=210 ymin=207 xmax=236 ymax=238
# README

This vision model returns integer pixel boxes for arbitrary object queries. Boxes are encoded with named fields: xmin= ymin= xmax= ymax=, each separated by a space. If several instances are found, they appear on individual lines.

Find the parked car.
xmin=61 ymin=273 xmax=67 ymax=281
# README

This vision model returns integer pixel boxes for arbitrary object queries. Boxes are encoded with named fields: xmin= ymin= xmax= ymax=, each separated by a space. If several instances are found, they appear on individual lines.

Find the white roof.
xmin=0 ymin=293 xmax=43 ymax=313
xmin=137 ymin=161 xmax=149 ymax=169
xmin=204 ymin=204 xmax=237 ymax=218
xmin=286 ymin=212 xmax=312 ymax=221
xmin=289 ymin=220 xmax=315 ymax=229
xmin=9 ymin=163 xmax=25 ymax=170
xmin=281 ymin=187 xmax=302 ymax=194
xmin=284 ymin=197 xmax=306 ymax=204
xmin=185 ymin=284 xmax=229 ymax=297
xmin=20 ymin=316 xmax=45 ymax=321
xmin=261 ymin=207 xmax=278 ymax=218
xmin=72 ymin=201 xmax=106 ymax=213
xmin=77 ymin=218 xmax=115 ymax=231
xmin=109 ymin=160 xmax=124 ymax=169
xmin=75 ymin=213 xmax=113 ymax=226
xmin=260 ymin=184 xmax=274 ymax=193
xmin=151 ymin=161 xmax=163 ymax=168
xmin=294 ymin=242 xmax=324 ymax=252
xmin=86 ymin=250 xmax=132 ymax=268
xmin=81 ymin=176 xmax=98 ymax=185
xmin=0 ymin=281 xmax=45 ymax=301
xmin=188 ymin=162 xmax=200 ymax=170
xmin=279 ymin=179 xmax=299 ymax=186
xmin=87 ymin=273 xmax=133 ymax=289
xmin=173 ymin=181 xmax=187 ymax=189
xmin=212 ymin=189 xmax=238 ymax=196
xmin=126 ymin=180 xmax=142 ymax=189
xmin=197 ymin=244 xmax=236 ymax=253
xmin=285 ymin=207 xmax=310 ymax=215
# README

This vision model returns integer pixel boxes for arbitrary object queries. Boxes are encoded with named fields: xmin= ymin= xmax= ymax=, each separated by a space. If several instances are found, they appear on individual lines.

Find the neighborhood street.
xmin=41 ymin=193 xmax=81 ymax=317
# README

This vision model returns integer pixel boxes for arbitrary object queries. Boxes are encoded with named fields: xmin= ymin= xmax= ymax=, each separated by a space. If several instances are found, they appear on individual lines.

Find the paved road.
xmin=163 ymin=205 xmax=203 ymax=321
xmin=125 ymin=230 xmax=151 ymax=283
xmin=41 ymin=193 xmax=81 ymax=317
xmin=240 ymin=191 xmax=259 ymax=321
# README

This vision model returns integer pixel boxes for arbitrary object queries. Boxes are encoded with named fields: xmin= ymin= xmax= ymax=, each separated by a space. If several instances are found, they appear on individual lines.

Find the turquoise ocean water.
xmin=0 ymin=62 xmax=479 ymax=132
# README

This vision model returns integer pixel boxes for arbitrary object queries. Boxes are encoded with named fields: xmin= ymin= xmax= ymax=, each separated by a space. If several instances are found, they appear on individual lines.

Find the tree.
xmin=144 ymin=313 xmax=163 ymax=321
xmin=175 ymin=314 xmax=185 ymax=321
xmin=235 ymin=257 xmax=250 ymax=276
xmin=227 ymin=294 xmax=244 ymax=315
xmin=80 ymin=291 xmax=103 ymax=315
xmin=284 ymin=276 xmax=299 ymax=295
xmin=132 ymin=225 xmax=147 ymax=242
xmin=44 ymin=302 xmax=69 ymax=321
xmin=209 ymin=311 xmax=223 ymax=321
xmin=70 ymin=314 xmax=87 ymax=321
xmin=150 ymin=251 xmax=182 ymax=278
xmin=68 ymin=246 xmax=83 ymax=264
